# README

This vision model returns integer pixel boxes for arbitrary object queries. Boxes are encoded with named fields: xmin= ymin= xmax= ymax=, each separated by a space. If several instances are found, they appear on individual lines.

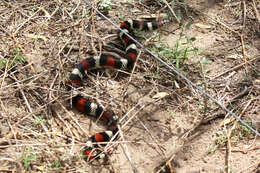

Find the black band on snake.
xmin=66 ymin=19 xmax=168 ymax=160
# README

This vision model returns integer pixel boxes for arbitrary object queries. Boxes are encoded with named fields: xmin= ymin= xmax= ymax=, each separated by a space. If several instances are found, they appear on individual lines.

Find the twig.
xmin=13 ymin=97 xmax=59 ymax=126
xmin=57 ymin=101 xmax=88 ymax=135
xmin=226 ymin=129 xmax=232 ymax=173
xmin=6 ymin=71 xmax=51 ymax=138
xmin=237 ymin=160 xmax=260 ymax=173
xmin=210 ymin=56 xmax=260 ymax=80
xmin=137 ymin=117 xmax=166 ymax=157
xmin=118 ymin=125 xmax=138 ymax=173
xmin=52 ymin=20 xmax=82 ymax=34
xmin=203 ymin=11 xmax=249 ymax=64
xmin=221 ymin=145 xmax=260 ymax=154
xmin=252 ymin=0 xmax=260 ymax=23
xmin=225 ymin=98 xmax=253 ymax=172
xmin=240 ymin=34 xmax=247 ymax=65
xmin=125 ymin=32 xmax=160 ymax=94
xmin=14 ymin=7 xmax=41 ymax=35
xmin=161 ymin=0 xmax=180 ymax=23
xmin=0 ymin=140 xmax=165 ymax=150
xmin=48 ymin=73 xmax=59 ymax=100
xmin=242 ymin=0 xmax=247 ymax=28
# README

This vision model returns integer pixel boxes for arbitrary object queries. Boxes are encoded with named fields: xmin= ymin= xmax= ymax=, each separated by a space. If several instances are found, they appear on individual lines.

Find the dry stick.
xmin=240 ymin=34 xmax=248 ymax=65
xmin=210 ymin=56 xmax=259 ymax=80
xmin=53 ymin=106 xmax=76 ymax=155
xmin=225 ymin=99 xmax=253 ymax=173
xmin=252 ymin=0 xmax=260 ymax=23
xmin=221 ymin=144 xmax=260 ymax=154
xmin=79 ymin=20 xmax=86 ymax=57
xmin=102 ymin=51 xmax=125 ymax=59
xmin=90 ymin=9 xmax=98 ymax=55
xmin=0 ymin=69 xmax=45 ymax=92
xmin=238 ymin=160 xmax=260 ymax=173
xmin=161 ymin=0 xmax=180 ymax=23
xmin=104 ymin=42 xmax=125 ymax=55
xmin=17 ymin=122 xmax=46 ymax=139
xmin=118 ymin=125 xmax=138 ymax=173
xmin=137 ymin=117 xmax=166 ymax=157
xmin=57 ymin=101 xmax=88 ymax=136
xmin=48 ymin=73 xmax=59 ymax=100
xmin=125 ymin=50 xmax=142 ymax=89
xmin=6 ymin=118 xmax=19 ymax=154
xmin=0 ymin=158 xmax=23 ymax=173
xmin=0 ymin=60 xmax=34 ymax=79
xmin=9 ymin=73 xmax=51 ymax=138
xmin=57 ymin=38 xmax=72 ymax=68
xmin=226 ymin=129 xmax=232 ymax=173
xmin=242 ymin=0 xmax=247 ymax=28
xmin=101 ymin=99 xmax=161 ymax=164
xmin=52 ymin=20 xmax=82 ymax=33
xmin=125 ymin=32 xmax=160 ymax=93
xmin=206 ymin=14 xmax=248 ymax=64
xmin=0 ymin=71 xmax=46 ymax=90
xmin=0 ymin=140 xmax=164 ymax=150
xmin=0 ymin=57 xmax=10 ymax=90
xmin=13 ymin=97 xmax=59 ymax=126
xmin=200 ymin=59 xmax=209 ymax=113
xmin=69 ymin=0 xmax=81 ymax=17
xmin=14 ymin=7 xmax=41 ymax=35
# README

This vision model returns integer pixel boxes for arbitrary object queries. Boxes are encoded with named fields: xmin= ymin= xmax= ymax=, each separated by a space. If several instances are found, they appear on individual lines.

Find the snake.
xmin=66 ymin=19 xmax=168 ymax=160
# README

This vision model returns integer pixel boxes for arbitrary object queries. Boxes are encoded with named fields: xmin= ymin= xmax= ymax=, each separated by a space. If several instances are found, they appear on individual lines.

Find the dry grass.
xmin=0 ymin=0 xmax=260 ymax=173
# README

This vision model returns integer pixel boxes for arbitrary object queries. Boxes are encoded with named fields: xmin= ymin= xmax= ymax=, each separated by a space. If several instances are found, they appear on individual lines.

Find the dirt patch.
xmin=0 ymin=0 xmax=260 ymax=173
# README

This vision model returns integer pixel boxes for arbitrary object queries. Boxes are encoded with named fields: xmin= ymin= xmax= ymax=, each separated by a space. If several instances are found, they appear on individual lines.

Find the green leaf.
xmin=176 ymin=9 xmax=182 ymax=21
xmin=200 ymin=57 xmax=212 ymax=65
xmin=190 ymin=37 xmax=196 ymax=42
xmin=185 ymin=21 xmax=193 ymax=30
xmin=0 ymin=59 xmax=7 ymax=69
xmin=171 ymin=0 xmax=175 ymax=8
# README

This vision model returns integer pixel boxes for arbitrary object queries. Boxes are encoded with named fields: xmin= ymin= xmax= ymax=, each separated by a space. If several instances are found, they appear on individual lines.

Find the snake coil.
xmin=66 ymin=19 xmax=168 ymax=160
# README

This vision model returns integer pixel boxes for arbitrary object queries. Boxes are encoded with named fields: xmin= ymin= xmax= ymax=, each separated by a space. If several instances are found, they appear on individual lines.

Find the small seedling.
xmin=152 ymin=22 xmax=200 ymax=72
xmin=20 ymin=148 xmax=38 ymax=170
xmin=214 ymin=131 xmax=227 ymax=147
xmin=98 ymin=0 xmax=113 ymax=13
xmin=0 ymin=47 xmax=26 ymax=70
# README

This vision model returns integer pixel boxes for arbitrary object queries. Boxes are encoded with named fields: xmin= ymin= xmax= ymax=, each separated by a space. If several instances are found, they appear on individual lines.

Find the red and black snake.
xmin=66 ymin=19 xmax=168 ymax=160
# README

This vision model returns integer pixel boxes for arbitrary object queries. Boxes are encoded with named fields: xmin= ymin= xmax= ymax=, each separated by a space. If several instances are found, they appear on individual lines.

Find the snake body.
xmin=66 ymin=19 xmax=168 ymax=160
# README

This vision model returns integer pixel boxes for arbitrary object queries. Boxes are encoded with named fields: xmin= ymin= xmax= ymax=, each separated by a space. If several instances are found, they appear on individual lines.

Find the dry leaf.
xmin=152 ymin=92 xmax=169 ymax=99
xmin=219 ymin=118 xmax=234 ymax=127
xmin=24 ymin=33 xmax=47 ymax=42
xmin=41 ymin=7 xmax=51 ymax=18
xmin=195 ymin=23 xmax=212 ymax=29
xmin=174 ymin=80 xmax=180 ymax=89
xmin=35 ymin=165 xmax=45 ymax=171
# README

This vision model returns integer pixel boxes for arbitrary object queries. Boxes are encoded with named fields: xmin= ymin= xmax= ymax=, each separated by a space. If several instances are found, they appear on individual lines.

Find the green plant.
xmin=214 ymin=131 xmax=227 ymax=147
xmin=0 ymin=47 xmax=26 ymax=70
xmin=171 ymin=0 xmax=189 ymax=21
xmin=152 ymin=22 xmax=199 ymax=72
xmin=31 ymin=116 xmax=46 ymax=127
xmin=21 ymin=148 xmax=38 ymax=170
xmin=235 ymin=122 xmax=253 ymax=139
xmin=98 ymin=0 xmax=113 ymax=13
xmin=52 ymin=161 xmax=62 ymax=169
xmin=206 ymin=144 xmax=218 ymax=154
xmin=0 ymin=59 xmax=7 ymax=69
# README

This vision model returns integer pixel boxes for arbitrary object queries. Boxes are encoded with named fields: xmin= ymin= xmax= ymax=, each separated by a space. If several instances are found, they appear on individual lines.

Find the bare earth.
xmin=0 ymin=0 xmax=259 ymax=173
